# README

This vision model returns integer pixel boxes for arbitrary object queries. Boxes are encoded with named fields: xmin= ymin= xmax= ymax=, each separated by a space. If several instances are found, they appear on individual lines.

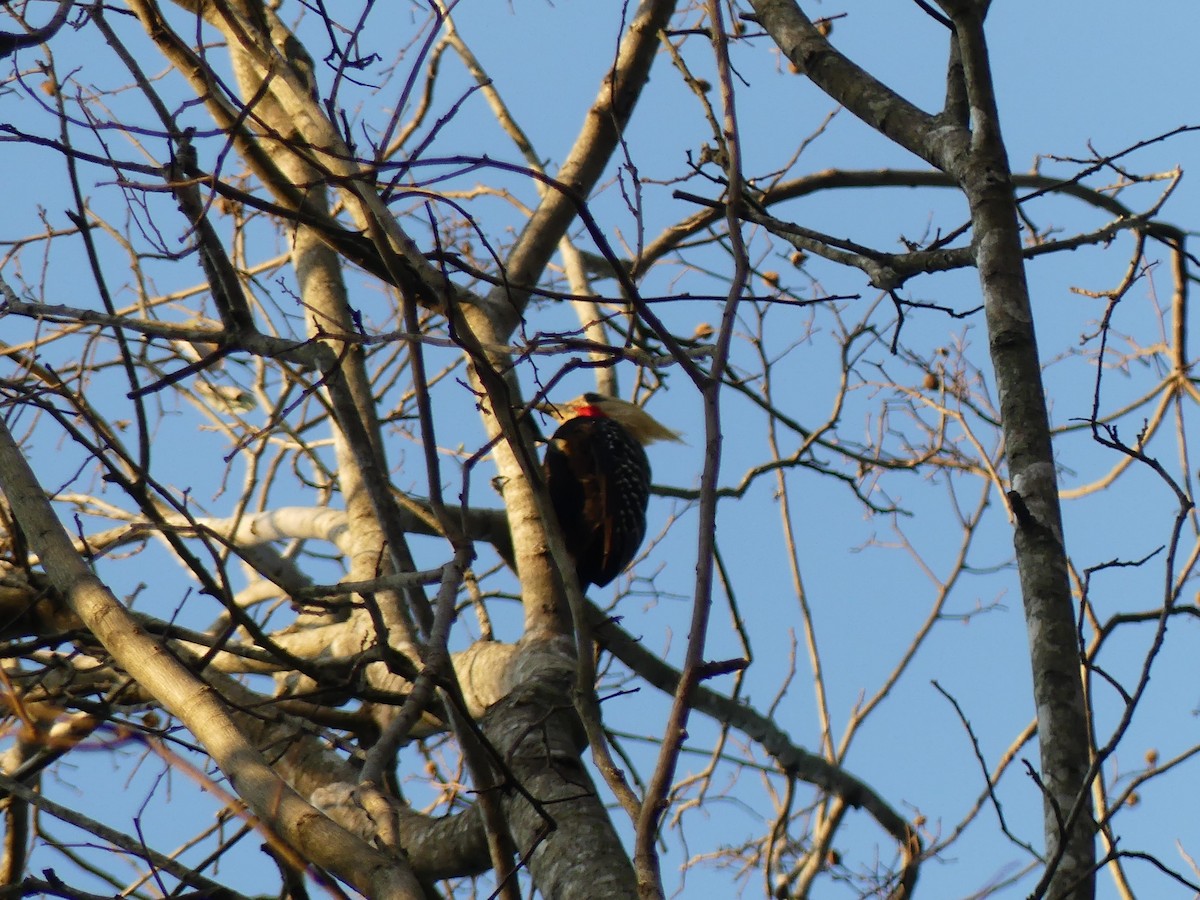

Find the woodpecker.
xmin=543 ymin=393 xmax=681 ymax=589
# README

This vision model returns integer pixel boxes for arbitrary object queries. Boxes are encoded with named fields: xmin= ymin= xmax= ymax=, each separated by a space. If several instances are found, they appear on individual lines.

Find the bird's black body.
xmin=544 ymin=411 xmax=651 ymax=588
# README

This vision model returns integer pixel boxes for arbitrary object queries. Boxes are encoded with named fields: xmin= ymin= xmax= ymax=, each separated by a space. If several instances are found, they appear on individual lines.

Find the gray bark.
xmin=747 ymin=2 xmax=1095 ymax=895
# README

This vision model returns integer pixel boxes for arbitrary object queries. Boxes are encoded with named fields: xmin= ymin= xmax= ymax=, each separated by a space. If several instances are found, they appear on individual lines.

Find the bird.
xmin=542 ymin=393 xmax=681 ymax=589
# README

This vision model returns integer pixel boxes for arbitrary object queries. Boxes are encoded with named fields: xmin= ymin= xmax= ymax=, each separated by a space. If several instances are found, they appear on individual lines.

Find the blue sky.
xmin=4 ymin=1 xmax=1200 ymax=897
